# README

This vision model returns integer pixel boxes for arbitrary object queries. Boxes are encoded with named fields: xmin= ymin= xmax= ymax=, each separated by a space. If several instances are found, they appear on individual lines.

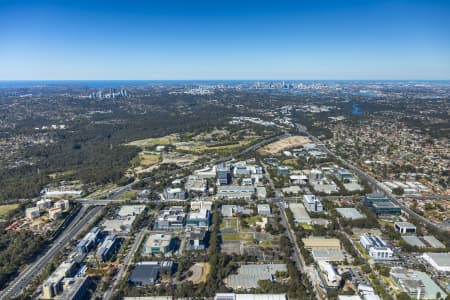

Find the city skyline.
xmin=1 ymin=0 xmax=450 ymax=80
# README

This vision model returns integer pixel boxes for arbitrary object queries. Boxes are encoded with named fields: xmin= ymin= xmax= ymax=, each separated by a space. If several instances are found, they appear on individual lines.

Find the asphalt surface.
xmin=0 ymin=205 xmax=103 ymax=299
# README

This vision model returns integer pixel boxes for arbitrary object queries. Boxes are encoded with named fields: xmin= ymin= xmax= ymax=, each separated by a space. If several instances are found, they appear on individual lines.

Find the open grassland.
xmin=138 ymin=152 xmax=161 ymax=167
xmin=258 ymin=135 xmax=311 ymax=155
xmin=126 ymin=134 xmax=179 ymax=147
xmin=0 ymin=204 xmax=19 ymax=217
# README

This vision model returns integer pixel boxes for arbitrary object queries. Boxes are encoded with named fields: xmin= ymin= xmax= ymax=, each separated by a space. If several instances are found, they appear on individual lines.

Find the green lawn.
xmin=300 ymin=223 xmax=313 ymax=230
xmin=220 ymin=218 xmax=238 ymax=229
xmin=244 ymin=215 xmax=263 ymax=226
xmin=0 ymin=204 xmax=19 ymax=218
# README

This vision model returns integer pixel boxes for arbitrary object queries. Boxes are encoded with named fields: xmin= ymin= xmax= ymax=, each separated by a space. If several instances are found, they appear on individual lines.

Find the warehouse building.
xmin=302 ymin=237 xmax=341 ymax=250
xmin=421 ymin=253 xmax=450 ymax=273
xmin=335 ymin=208 xmax=365 ymax=220
xmin=289 ymin=203 xmax=311 ymax=224
xmin=227 ymin=264 xmax=287 ymax=289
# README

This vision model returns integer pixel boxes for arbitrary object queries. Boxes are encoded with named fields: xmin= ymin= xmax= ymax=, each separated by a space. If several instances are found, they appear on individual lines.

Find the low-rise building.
xmin=185 ymin=175 xmax=208 ymax=192
xmin=257 ymin=204 xmax=271 ymax=216
xmin=48 ymin=207 xmax=63 ymax=219
xmin=163 ymin=188 xmax=187 ymax=200
xmin=154 ymin=207 xmax=185 ymax=230
xmin=215 ymin=293 xmax=286 ymax=300
xmin=221 ymin=205 xmax=253 ymax=217
xmin=129 ymin=261 xmax=173 ymax=286
xmin=96 ymin=234 xmax=120 ymax=262
xmin=76 ymin=227 xmax=100 ymax=254
xmin=216 ymin=186 xmax=255 ymax=199
xmin=144 ymin=234 xmax=175 ymax=256
xmin=186 ymin=209 xmax=211 ymax=230
xmin=187 ymin=230 xmax=208 ymax=250
xmin=335 ymin=208 xmax=366 ymax=220
xmin=276 ymin=166 xmax=290 ymax=176
xmin=390 ymin=267 xmax=447 ymax=299
xmin=302 ymin=237 xmax=341 ymax=250
xmin=394 ymin=222 xmax=416 ymax=234
xmin=303 ymin=194 xmax=323 ymax=212
xmin=25 ymin=207 xmax=41 ymax=220
xmin=360 ymin=234 xmax=393 ymax=260
xmin=421 ymin=252 xmax=450 ymax=273
xmin=312 ymin=249 xmax=346 ymax=262
xmin=289 ymin=203 xmax=311 ymax=224
xmin=190 ymin=200 xmax=213 ymax=211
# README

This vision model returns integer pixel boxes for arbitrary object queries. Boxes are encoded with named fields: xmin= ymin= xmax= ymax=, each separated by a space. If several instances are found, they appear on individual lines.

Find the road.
xmin=299 ymin=124 xmax=449 ymax=233
xmin=0 ymin=205 xmax=103 ymax=299
xmin=103 ymin=228 xmax=148 ymax=300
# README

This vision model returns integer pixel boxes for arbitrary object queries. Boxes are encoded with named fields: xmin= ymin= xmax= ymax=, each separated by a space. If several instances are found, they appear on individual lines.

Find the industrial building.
xmin=390 ymin=267 xmax=447 ymax=299
xmin=312 ymin=249 xmax=346 ymax=262
xmin=227 ymin=264 xmax=287 ymax=289
xmin=421 ymin=252 xmax=450 ymax=273
xmin=335 ymin=208 xmax=365 ymax=220
xmin=318 ymin=261 xmax=341 ymax=289
xmin=216 ymin=186 xmax=255 ymax=199
xmin=303 ymin=194 xmax=323 ymax=212
xmin=129 ymin=261 xmax=173 ymax=286
xmin=96 ymin=234 xmax=120 ymax=262
xmin=302 ymin=237 xmax=341 ymax=250
xmin=144 ymin=234 xmax=175 ymax=255
xmin=118 ymin=205 xmax=146 ymax=217
xmin=289 ymin=203 xmax=311 ymax=224
xmin=394 ymin=222 xmax=416 ymax=234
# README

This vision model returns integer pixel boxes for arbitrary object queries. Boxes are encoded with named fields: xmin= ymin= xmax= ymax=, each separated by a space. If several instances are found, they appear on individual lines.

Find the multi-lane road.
xmin=0 ymin=205 xmax=103 ymax=299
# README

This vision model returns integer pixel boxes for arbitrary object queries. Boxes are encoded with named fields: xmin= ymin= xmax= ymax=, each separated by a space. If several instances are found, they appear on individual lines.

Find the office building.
xmin=217 ymin=164 xmax=232 ymax=185
xmin=303 ymin=194 xmax=323 ymax=212
xmin=186 ymin=209 xmax=211 ymax=230
xmin=144 ymin=234 xmax=175 ymax=255
xmin=257 ymin=204 xmax=271 ymax=216
xmin=394 ymin=222 xmax=416 ymax=234
xmin=163 ymin=188 xmax=187 ymax=200
xmin=96 ymin=234 xmax=120 ymax=262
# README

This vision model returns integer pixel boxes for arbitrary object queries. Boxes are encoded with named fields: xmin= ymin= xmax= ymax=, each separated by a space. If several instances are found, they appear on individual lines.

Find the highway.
xmin=299 ymin=123 xmax=449 ymax=233
xmin=0 ymin=205 xmax=103 ymax=299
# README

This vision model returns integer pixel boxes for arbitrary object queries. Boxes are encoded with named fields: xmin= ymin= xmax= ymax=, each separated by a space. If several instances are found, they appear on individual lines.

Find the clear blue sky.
xmin=1 ymin=0 xmax=449 ymax=80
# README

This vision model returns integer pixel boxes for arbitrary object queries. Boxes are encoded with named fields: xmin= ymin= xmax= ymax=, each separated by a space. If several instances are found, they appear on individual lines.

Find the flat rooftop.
xmin=336 ymin=208 xmax=365 ymax=220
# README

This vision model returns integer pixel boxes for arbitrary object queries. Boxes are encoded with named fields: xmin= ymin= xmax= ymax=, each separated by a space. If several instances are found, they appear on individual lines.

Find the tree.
xmin=392 ymin=187 xmax=404 ymax=195
xmin=396 ymin=292 xmax=411 ymax=300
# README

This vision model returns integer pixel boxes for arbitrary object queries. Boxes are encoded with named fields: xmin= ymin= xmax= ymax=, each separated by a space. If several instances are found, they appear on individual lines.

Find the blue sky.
xmin=0 ymin=0 xmax=449 ymax=80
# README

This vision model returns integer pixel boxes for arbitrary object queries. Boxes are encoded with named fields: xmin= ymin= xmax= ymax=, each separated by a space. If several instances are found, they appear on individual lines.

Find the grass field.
xmin=0 ymin=204 xmax=19 ymax=217
xmin=220 ymin=217 xmax=238 ymax=229
xmin=115 ymin=190 xmax=137 ymax=200
xmin=300 ymin=223 xmax=313 ymax=230
xmin=139 ymin=152 xmax=161 ymax=166
xmin=126 ymin=134 xmax=178 ymax=147
xmin=244 ymin=215 xmax=263 ymax=226
xmin=222 ymin=232 xmax=254 ymax=241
